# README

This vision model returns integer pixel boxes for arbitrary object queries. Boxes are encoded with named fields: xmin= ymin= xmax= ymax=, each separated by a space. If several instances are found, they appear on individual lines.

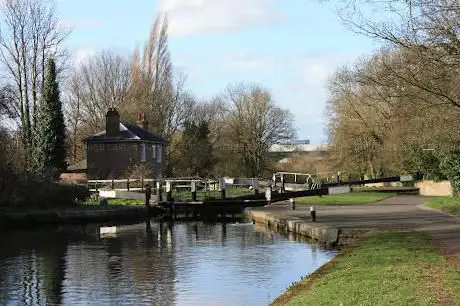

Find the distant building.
xmin=268 ymin=140 xmax=329 ymax=164
xmin=275 ymin=139 xmax=311 ymax=145
xmin=84 ymin=108 xmax=168 ymax=179
xmin=269 ymin=140 xmax=328 ymax=154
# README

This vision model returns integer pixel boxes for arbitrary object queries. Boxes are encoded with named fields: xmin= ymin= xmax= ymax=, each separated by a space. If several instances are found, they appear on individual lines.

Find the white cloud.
xmin=158 ymin=0 xmax=283 ymax=36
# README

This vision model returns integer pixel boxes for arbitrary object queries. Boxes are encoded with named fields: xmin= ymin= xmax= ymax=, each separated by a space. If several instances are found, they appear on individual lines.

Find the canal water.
xmin=0 ymin=221 xmax=336 ymax=306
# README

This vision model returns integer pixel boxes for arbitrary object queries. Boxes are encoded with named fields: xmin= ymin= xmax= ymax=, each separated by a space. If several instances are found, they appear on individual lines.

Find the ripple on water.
xmin=0 ymin=221 xmax=336 ymax=306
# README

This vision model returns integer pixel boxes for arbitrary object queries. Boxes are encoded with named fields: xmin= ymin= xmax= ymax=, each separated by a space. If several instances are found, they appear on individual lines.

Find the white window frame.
xmin=140 ymin=143 xmax=146 ymax=162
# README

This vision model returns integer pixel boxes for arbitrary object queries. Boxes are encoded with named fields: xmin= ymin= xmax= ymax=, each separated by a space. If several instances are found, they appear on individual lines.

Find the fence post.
xmin=95 ymin=183 xmax=99 ymax=201
xmin=281 ymin=174 xmax=285 ymax=193
xmin=254 ymin=179 xmax=259 ymax=195
xmin=127 ymin=178 xmax=130 ymax=191
xmin=111 ymin=179 xmax=114 ymax=190
xmin=141 ymin=178 xmax=144 ymax=191
xmin=166 ymin=180 xmax=172 ymax=202
xmin=265 ymin=186 xmax=272 ymax=206
xmin=219 ymin=178 xmax=226 ymax=199
xmin=156 ymin=180 xmax=163 ymax=202
xmin=310 ymin=206 xmax=316 ymax=222
xmin=290 ymin=198 xmax=296 ymax=210
xmin=191 ymin=180 xmax=197 ymax=201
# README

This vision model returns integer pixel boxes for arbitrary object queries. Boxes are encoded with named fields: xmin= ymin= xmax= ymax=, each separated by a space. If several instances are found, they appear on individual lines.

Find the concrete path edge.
xmin=248 ymin=210 xmax=340 ymax=247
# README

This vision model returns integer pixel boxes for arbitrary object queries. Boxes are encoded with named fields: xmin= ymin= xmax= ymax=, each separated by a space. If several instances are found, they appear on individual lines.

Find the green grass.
xmin=85 ymin=198 xmax=144 ymax=206
xmin=0 ymin=199 xmax=145 ymax=215
xmin=273 ymin=230 xmax=460 ymax=306
xmin=296 ymin=192 xmax=395 ymax=205
xmin=171 ymin=188 xmax=254 ymax=201
xmin=425 ymin=197 xmax=460 ymax=217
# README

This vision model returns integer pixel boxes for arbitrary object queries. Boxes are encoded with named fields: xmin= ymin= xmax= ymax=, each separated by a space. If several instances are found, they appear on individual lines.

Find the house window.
xmin=152 ymin=144 xmax=156 ymax=160
xmin=140 ymin=143 xmax=146 ymax=161
xmin=157 ymin=145 xmax=162 ymax=163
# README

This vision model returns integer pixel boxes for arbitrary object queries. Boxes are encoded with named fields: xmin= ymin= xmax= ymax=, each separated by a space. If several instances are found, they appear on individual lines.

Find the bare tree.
xmin=331 ymin=0 xmax=460 ymax=110
xmin=326 ymin=47 xmax=460 ymax=178
xmin=0 ymin=84 xmax=15 ymax=119
xmin=223 ymin=83 xmax=295 ymax=177
xmin=125 ymin=14 xmax=196 ymax=176
xmin=126 ymin=14 xmax=194 ymax=139
xmin=70 ymin=50 xmax=131 ymax=132
xmin=0 ymin=0 xmax=70 ymax=170
xmin=63 ymin=50 xmax=131 ymax=164
xmin=63 ymin=74 xmax=83 ymax=163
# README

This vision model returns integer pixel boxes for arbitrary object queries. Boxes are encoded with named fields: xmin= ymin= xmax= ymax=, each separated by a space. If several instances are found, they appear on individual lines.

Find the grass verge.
xmin=0 ymin=199 xmax=145 ymax=215
xmin=296 ymin=192 xmax=395 ymax=205
xmin=272 ymin=230 xmax=460 ymax=306
xmin=425 ymin=197 xmax=460 ymax=217
xmin=172 ymin=188 xmax=254 ymax=201
xmin=83 ymin=198 xmax=144 ymax=207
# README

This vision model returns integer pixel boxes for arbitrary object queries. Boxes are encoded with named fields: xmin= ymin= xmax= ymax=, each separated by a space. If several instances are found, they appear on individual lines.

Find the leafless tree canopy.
xmin=67 ymin=51 xmax=131 ymax=132
xmin=317 ymin=0 xmax=460 ymax=178
xmin=125 ymin=15 xmax=194 ymax=139
xmin=0 ymin=0 xmax=69 ymax=170
xmin=221 ymin=83 xmax=295 ymax=177
xmin=331 ymin=0 xmax=460 ymax=109
xmin=326 ymin=46 xmax=460 ymax=178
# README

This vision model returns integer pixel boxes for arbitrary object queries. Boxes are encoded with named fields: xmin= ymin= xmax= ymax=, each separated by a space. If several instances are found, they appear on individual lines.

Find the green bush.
xmin=440 ymin=149 xmax=460 ymax=195
xmin=0 ymin=177 xmax=90 ymax=209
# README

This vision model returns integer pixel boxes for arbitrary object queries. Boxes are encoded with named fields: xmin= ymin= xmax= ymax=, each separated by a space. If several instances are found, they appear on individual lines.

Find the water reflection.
xmin=0 ymin=221 xmax=336 ymax=306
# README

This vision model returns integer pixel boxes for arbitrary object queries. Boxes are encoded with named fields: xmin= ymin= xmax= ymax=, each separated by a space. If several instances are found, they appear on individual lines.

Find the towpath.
xmin=252 ymin=196 xmax=460 ymax=256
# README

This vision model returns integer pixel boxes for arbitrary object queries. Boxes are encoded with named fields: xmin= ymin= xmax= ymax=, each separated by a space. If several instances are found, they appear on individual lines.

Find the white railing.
xmin=87 ymin=177 xmax=264 ymax=193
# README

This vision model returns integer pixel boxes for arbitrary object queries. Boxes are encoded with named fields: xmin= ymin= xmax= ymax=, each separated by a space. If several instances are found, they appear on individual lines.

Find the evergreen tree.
xmin=33 ymin=58 xmax=66 ymax=177
xmin=179 ymin=120 xmax=214 ymax=177
xmin=196 ymin=121 xmax=213 ymax=176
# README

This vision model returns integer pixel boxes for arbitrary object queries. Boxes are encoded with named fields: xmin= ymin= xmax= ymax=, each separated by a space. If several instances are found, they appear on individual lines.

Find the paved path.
xmin=254 ymin=196 xmax=460 ymax=255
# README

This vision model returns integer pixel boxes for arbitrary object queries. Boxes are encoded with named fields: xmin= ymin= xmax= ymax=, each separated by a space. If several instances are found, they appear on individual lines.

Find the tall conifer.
xmin=33 ymin=58 xmax=66 ymax=177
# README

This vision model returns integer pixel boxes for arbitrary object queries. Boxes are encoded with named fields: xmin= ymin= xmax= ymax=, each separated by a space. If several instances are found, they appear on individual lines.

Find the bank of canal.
xmin=0 ymin=220 xmax=336 ymax=306
xmin=249 ymin=195 xmax=460 ymax=305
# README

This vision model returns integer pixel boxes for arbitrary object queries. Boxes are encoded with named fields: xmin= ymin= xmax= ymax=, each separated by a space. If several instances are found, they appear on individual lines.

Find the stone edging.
xmin=248 ymin=210 xmax=370 ymax=247
xmin=248 ymin=210 xmax=340 ymax=247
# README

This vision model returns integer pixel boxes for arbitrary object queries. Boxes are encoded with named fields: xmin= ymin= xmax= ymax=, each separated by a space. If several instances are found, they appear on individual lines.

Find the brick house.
xmin=84 ymin=108 xmax=168 ymax=179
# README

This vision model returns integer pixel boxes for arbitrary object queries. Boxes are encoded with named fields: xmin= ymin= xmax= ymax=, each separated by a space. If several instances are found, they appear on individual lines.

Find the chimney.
xmin=137 ymin=112 xmax=149 ymax=131
xmin=106 ymin=107 xmax=120 ymax=136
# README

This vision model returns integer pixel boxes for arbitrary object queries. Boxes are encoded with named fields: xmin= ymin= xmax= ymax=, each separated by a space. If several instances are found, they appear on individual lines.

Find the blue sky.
xmin=57 ymin=0 xmax=381 ymax=143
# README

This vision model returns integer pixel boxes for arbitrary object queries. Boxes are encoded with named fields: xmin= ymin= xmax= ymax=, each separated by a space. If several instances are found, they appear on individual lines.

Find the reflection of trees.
xmin=38 ymin=236 xmax=67 ymax=305
xmin=0 ymin=220 xmax=333 ymax=305
xmin=110 ymin=221 xmax=177 ymax=305
xmin=0 ymin=230 xmax=69 ymax=305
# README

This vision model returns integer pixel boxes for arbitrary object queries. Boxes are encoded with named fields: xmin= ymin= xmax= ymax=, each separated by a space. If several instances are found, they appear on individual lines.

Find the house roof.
xmin=84 ymin=122 xmax=168 ymax=143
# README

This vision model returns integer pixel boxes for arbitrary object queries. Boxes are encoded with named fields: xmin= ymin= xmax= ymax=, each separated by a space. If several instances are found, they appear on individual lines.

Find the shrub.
xmin=440 ymin=149 xmax=460 ymax=195
xmin=1 ymin=177 xmax=90 ymax=209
